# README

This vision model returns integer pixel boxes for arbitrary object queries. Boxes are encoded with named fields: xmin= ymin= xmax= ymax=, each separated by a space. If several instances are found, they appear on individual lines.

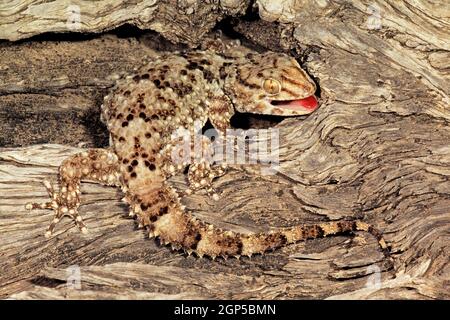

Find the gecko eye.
xmin=262 ymin=78 xmax=281 ymax=95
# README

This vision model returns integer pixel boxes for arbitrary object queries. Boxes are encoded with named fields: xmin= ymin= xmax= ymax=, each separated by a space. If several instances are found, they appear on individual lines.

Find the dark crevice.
xmin=29 ymin=275 xmax=66 ymax=288
xmin=201 ymin=119 xmax=215 ymax=135
xmin=8 ymin=23 xmax=144 ymax=45
xmin=214 ymin=18 xmax=242 ymax=40
xmin=80 ymin=106 xmax=109 ymax=148
xmin=230 ymin=112 xmax=285 ymax=130
xmin=240 ymin=0 xmax=260 ymax=22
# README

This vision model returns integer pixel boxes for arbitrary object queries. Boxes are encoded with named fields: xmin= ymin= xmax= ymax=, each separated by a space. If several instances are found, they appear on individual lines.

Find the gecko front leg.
xmin=160 ymin=133 xmax=226 ymax=199
xmin=25 ymin=148 xmax=121 ymax=237
xmin=185 ymin=93 xmax=236 ymax=199
xmin=186 ymin=161 xmax=227 ymax=200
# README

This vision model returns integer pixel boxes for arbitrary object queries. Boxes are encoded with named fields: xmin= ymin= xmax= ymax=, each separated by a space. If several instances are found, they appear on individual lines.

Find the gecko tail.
xmin=278 ymin=220 xmax=389 ymax=256
xmin=129 ymin=185 xmax=389 ymax=259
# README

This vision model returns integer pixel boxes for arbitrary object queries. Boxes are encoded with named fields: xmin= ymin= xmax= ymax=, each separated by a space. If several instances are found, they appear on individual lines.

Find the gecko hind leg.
xmin=185 ymin=161 xmax=227 ymax=200
xmin=185 ymin=135 xmax=227 ymax=200
xmin=25 ymin=148 xmax=121 ymax=237
xmin=160 ymin=134 xmax=227 ymax=200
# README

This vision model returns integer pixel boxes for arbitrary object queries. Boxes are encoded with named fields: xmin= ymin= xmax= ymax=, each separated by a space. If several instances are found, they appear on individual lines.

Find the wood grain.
xmin=0 ymin=0 xmax=248 ymax=44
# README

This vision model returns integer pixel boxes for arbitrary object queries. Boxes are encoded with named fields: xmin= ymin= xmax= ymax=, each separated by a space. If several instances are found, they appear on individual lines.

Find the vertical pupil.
xmin=264 ymin=79 xmax=279 ymax=94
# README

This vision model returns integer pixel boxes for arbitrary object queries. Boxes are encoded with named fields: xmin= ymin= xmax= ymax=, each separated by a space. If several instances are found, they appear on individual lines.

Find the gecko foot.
xmin=25 ymin=180 xmax=87 ymax=238
xmin=25 ymin=148 xmax=120 ymax=238
xmin=185 ymin=162 xmax=227 ymax=200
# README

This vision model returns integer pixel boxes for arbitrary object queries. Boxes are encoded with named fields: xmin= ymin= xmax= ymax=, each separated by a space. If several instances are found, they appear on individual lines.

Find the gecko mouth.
xmin=269 ymin=95 xmax=318 ymax=111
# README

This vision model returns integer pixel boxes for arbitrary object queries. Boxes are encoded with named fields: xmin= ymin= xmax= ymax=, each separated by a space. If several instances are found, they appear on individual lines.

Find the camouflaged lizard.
xmin=26 ymin=49 xmax=389 ymax=259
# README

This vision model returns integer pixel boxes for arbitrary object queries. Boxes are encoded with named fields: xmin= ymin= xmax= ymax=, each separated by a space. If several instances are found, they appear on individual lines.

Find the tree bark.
xmin=0 ymin=0 xmax=249 ymax=44
xmin=0 ymin=0 xmax=448 ymax=299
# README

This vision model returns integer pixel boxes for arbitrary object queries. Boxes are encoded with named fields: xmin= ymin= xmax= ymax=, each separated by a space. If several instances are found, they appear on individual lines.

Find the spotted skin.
xmin=26 ymin=49 xmax=389 ymax=259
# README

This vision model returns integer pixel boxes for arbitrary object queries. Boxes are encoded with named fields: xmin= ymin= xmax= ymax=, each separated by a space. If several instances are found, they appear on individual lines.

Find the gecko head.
xmin=224 ymin=52 xmax=319 ymax=116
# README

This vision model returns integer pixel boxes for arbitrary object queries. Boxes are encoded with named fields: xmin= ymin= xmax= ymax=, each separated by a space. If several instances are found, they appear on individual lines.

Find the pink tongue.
xmin=281 ymin=95 xmax=318 ymax=111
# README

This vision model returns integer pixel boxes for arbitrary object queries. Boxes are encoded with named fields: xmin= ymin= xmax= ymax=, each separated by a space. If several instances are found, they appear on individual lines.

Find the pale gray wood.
xmin=0 ymin=0 xmax=249 ymax=44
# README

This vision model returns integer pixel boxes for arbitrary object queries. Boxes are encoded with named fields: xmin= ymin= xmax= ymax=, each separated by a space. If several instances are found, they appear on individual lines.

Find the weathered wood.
xmin=0 ymin=0 xmax=449 ymax=299
xmin=0 ymin=32 xmax=176 ymax=147
xmin=0 ymin=0 xmax=249 ymax=44
xmin=0 ymin=144 xmax=396 ymax=299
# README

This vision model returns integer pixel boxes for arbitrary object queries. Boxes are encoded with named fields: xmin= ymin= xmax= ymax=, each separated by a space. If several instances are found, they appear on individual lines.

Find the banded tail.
xmin=128 ymin=184 xmax=389 ymax=259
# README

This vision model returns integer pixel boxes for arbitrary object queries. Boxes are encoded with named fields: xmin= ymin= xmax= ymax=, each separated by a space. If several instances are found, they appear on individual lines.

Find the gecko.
xmin=25 ymin=48 xmax=389 ymax=259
